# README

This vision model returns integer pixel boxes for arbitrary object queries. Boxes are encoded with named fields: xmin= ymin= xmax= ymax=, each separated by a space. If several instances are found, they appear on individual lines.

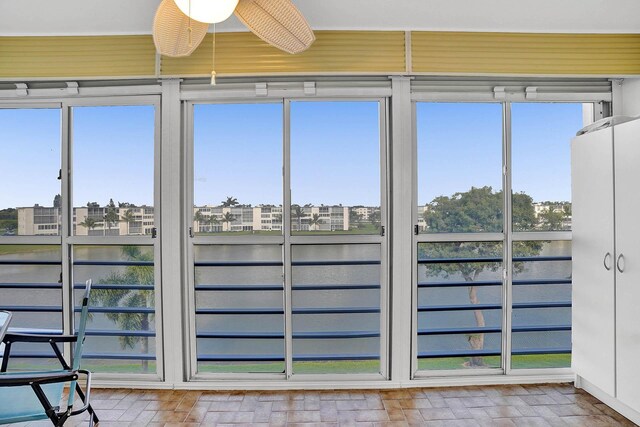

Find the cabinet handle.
xmin=617 ymin=254 xmax=625 ymax=273
xmin=603 ymin=252 xmax=612 ymax=271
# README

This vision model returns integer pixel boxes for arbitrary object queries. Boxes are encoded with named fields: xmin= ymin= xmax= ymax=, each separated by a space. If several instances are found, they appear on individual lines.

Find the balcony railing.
xmin=416 ymin=253 xmax=572 ymax=363
xmin=194 ymin=255 xmax=381 ymax=366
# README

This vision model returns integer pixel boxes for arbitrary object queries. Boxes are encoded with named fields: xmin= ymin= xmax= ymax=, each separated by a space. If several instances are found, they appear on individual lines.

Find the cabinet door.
xmin=614 ymin=119 xmax=640 ymax=410
xmin=571 ymin=127 xmax=616 ymax=396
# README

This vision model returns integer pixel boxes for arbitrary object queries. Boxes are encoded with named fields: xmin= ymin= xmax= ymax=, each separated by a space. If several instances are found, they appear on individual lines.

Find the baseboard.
xmin=91 ymin=373 xmax=574 ymax=391
xmin=576 ymin=375 xmax=640 ymax=425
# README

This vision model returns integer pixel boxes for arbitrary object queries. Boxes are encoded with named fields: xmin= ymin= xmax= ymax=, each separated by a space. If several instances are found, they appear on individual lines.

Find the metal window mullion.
xmin=502 ymin=101 xmax=514 ymax=375
xmin=61 ymin=103 xmax=72 ymax=360
xmin=283 ymin=99 xmax=293 ymax=379
xmin=159 ymin=79 xmax=184 ymax=385
xmin=152 ymin=96 xmax=164 ymax=380
xmin=185 ymin=101 xmax=199 ymax=380
xmin=389 ymin=76 xmax=413 ymax=383
xmin=378 ymin=97 xmax=389 ymax=379
xmin=410 ymin=99 xmax=419 ymax=379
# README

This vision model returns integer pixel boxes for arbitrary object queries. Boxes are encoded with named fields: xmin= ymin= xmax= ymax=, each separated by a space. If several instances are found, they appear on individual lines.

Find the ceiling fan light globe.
xmin=173 ymin=0 xmax=239 ymax=23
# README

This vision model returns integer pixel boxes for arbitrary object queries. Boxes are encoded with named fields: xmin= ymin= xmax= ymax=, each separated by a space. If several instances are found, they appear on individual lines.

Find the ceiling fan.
xmin=153 ymin=0 xmax=316 ymax=82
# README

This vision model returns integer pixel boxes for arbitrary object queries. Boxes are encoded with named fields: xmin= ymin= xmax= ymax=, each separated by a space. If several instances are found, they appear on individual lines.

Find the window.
xmin=190 ymin=99 xmax=387 ymax=378
xmin=291 ymin=101 xmax=382 ymax=235
xmin=511 ymin=103 xmax=581 ymax=232
xmin=292 ymin=244 xmax=382 ymax=374
xmin=509 ymin=102 xmax=583 ymax=369
xmin=417 ymin=103 xmax=503 ymax=234
xmin=193 ymin=103 xmax=282 ymax=235
xmin=70 ymin=102 xmax=159 ymax=375
xmin=72 ymin=105 xmax=155 ymax=237
xmin=0 ymin=108 xmax=62 ymax=370
xmin=0 ymin=109 xmax=61 ymax=236
xmin=73 ymin=245 xmax=156 ymax=374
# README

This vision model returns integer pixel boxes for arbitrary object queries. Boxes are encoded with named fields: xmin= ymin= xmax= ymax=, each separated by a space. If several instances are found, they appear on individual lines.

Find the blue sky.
xmin=195 ymin=101 xmax=380 ymax=207
xmin=417 ymin=102 xmax=582 ymax=204
xmin=1 ymin=102 xmax=582 ymax=210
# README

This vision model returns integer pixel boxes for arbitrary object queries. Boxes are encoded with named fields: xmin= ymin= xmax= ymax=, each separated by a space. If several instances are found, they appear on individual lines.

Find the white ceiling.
xmin=1 ymin=0 xmax=639 ymax=36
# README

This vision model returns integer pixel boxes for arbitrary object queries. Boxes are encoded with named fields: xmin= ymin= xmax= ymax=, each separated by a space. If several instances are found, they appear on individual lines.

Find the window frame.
xmin=65 ymin=96 xmax=163 ymax=381
xmin=184 ymin=95 xmax=390 ymax=382
xmin=410 ymin=95 xmax=600 ymax=380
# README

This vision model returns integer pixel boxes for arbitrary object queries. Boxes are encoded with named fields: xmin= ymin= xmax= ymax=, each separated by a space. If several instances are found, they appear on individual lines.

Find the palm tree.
xmin=79 ymin=216 xmax=98 ymax=235
xmin=222 ymin=196 xmax=238 ymax=208
xmin=309 ymin=213 xmax=323 ymax=231
xmin=291 ymin=204 xmax=305 ymax=231
xmin=193 ymin=210 xmax=205 ymax=233
xmin=121 ymin=209 xmax=136 ymax=235
xmin=92 ymin=246 xmax=154 ymax=372
xmin=207 ymin=214 xmax=220 ymax=232
xmin=103 ymin=199 xmax=120 ymax=236
xmin=220 ymin=212 xmax=235 ymax=232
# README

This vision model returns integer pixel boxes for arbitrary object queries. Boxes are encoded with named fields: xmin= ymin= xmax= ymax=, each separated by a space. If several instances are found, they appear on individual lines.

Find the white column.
xmin=160 ymin=79 xmax=185 ymax=385
xmin=389 ymin=76 xmax=413 ymax=384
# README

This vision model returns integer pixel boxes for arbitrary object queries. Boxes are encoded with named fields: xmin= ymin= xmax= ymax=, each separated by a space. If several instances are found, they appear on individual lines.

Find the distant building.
xmin=17 ymin=205 xmax=155 ymax=236
xmin=18 ymin=206 xmax=60 ymax=236
xmin=17 ymin=203 xmax=368 ymax=236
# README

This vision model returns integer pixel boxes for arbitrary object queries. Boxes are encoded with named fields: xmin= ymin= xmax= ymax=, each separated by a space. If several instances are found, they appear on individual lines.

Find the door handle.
xmin=617 ymin=254 xmax=625 ymax=273
xmin=603 ymin=252 xmax=612 ymax=271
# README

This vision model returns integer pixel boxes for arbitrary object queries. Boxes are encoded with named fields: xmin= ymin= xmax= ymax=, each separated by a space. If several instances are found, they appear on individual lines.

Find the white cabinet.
xmin=613 ymin=120 xmax=640 ymax=411
xmin=572 ymin=118 xmax=640 ymax=423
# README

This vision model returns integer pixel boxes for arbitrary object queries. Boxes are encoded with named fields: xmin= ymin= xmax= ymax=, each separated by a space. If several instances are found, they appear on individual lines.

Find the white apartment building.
xmin=17 ymin=206 xmax=155 ymax=236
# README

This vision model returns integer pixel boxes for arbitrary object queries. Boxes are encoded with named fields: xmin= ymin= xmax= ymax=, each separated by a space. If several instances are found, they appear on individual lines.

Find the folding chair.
xmin=0 ymin=280 xmax=99 ymax=426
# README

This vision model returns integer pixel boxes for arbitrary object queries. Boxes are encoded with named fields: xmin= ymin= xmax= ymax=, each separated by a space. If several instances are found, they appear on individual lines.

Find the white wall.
xmin=619 ymin=79 xmax=640 ymax=117
xmin=2 ymin=0 xmax=640 ymax=36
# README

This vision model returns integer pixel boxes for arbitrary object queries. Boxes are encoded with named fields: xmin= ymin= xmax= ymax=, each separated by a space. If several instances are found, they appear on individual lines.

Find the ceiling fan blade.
xmin=234 ymin=0 xmax=316 ymax=54
xmin=153 ymin=0 xmax=209 ymax=57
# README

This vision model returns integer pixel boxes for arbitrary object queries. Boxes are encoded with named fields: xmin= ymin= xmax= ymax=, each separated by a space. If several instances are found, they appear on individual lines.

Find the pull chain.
xmin=211 ymin=23 xmax=217 ymax=85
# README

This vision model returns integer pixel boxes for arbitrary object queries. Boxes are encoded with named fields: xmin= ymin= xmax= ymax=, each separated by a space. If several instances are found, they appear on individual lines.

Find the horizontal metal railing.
xmin=0 ymin=256 xmax=157 ymax=364
xmin=416 ymin=253 xmax=572 ymax=361
xmin=195 ymin=257 xmax=382 ymax=364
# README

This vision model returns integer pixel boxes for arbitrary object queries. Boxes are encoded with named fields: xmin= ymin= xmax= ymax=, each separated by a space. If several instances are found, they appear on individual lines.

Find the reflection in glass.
xmin=193 ymin=103 xmax=283 ymax=236
xmin=73 ymin=245 xmax=156 ymax=374
xmin=511 ymin=240 xmax=572 ymax=369
xmin=511 ymin=103 xmax=583 ymax=232
xmin=194 ymin=245 xmax=285 ymax=374
xmin=292 ymin=244 xmax=381 ymax=374
xmin=416 ymin=103 xmax=503 ymax=233
xmin=417 ymin=242 xmax=503 ymax=370
xmin=291 ymin=102 xmax=381 ymax=235
xmin=0 ymin=109 xmax=61 ymax=236
xmin=72 ymin=105 xmax=155 ymax=236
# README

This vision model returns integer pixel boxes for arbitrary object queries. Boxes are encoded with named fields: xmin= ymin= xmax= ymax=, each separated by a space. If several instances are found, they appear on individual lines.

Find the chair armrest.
xmin=3 ymin=332 xmax=78 ymax=344
xmin=69 ymin=369 xmax=93 ymax=416
xmin=0 ymin=370 xmax=78 ymax=387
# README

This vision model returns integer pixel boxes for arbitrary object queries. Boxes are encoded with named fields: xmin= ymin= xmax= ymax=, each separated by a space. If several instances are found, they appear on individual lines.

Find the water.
xmin=0 ymin=241 xmax=570 ymax=366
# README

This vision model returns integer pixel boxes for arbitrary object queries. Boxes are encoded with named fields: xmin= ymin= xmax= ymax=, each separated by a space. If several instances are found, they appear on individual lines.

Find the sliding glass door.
xmin=69 ymin=100 xmax=161 ymax=376
xmin=0 ymin=106 xmax=63 ymax=370
xmin=414 ymin=100 xmax=588 ymax=377
xmin=188 ymin=99 xmax=388 ymax=379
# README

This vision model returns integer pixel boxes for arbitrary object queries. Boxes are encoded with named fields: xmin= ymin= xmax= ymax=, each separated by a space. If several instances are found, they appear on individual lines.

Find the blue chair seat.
xmin=0 ymin=376 xmax=64 ymax=424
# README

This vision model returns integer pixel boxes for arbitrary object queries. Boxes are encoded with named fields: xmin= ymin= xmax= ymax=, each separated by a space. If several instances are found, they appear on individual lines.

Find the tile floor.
xmin=14 ymin=383 xmax=638 ymax=426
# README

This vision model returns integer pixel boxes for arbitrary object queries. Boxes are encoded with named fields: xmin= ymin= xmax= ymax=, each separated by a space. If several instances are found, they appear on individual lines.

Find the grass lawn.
xmin=418 ymin=354 xmax=571 ymax=371
xmin=0 ymin=245 xmax=60 ymax=256
xmin=8 ymin=354 xmax=570 ymax=375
